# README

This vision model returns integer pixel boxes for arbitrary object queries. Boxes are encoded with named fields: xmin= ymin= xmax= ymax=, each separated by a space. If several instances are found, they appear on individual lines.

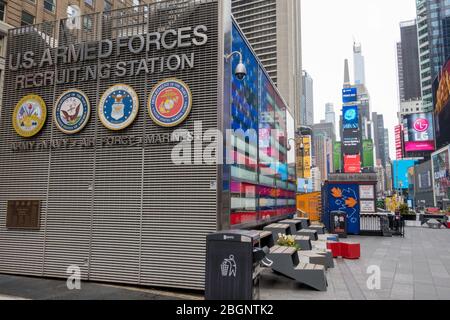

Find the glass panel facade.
xmin=230 ymin=23 xmax=296 ymax=227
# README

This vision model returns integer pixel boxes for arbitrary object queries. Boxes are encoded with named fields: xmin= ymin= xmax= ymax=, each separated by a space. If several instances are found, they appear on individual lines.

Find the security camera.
xmin=226 ymin=51 xmax=247 ymax=81
xmin=234 ymin=62 xmax=247 ymax=81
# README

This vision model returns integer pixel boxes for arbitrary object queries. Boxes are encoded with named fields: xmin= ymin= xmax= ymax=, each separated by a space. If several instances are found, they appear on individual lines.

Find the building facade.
xmin=0 ymin=0 xmax=149 ymax=108
xmin=353 ymin=42 xmax=366 ymax=86
xmin=325 ymin=103 xmax=336 ymax=128
xmin=231 ymin=0 xmax=302 ymax=126
xmin=0 ymin=0 xmax=296 ymax=291
xmin=301 ymin=70 xmax=314 ymax=126
xmin=416 ymin=0 xmax=450 ymax=110
xmin=397 ymin=20 xmax=422 ymax=102
xmin=372 ymin=112 xmax=387 ymax=168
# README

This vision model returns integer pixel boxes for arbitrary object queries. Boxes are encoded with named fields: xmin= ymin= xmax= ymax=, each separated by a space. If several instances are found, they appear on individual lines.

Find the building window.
xmin=85 ymin=0 xmax=94 ymax=7
xmin=44 ymin=0 xmax=56 ymax=13
xmin=0 ymin=1 xmax=5 ymax=21
xmin=104 ymin=0 xmax=112 ymax=11
xmin=21 ymin=11 xmax=35 ymax=26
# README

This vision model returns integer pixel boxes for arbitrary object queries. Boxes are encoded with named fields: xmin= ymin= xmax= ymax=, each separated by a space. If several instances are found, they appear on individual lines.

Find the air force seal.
xmin=148 ymin=79 xmax=192 ymax=127
xmin=99 ymin=84 xmax=139 ymax=131
xmin=13 ymin=94 xmax=47 ymax=138
xmin=54 ymin=89 xmax=91 ymax=134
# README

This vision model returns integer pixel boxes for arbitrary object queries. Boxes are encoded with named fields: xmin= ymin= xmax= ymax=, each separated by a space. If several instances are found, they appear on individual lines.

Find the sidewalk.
xmin=0 ymin=274 xmax=202 ymax=300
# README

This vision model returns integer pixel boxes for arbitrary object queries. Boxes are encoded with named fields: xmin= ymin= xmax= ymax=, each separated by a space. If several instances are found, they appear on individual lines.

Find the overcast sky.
xmin=301 ymin=0 xmax=417 ymax=158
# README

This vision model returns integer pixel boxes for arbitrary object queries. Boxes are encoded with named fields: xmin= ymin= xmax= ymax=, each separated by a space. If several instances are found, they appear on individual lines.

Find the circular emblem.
xmin=13 ymin=95 xmax=47 ymax=138
xmin=99 ymin=84 xmax=139 ymax=131
xmin=54 ymin=90 xmax=91 ymax=134
xmin=414 ymin=118 xmax=429 ymax=133
xmin=148 ymin=78 xmax=192 ymax=127
xmin=344 ymin=108 xmax=357 ymax=121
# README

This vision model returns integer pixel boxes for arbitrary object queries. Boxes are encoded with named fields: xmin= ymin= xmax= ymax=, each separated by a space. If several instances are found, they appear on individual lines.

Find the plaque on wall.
xmin=6 ymin=200 xmax=41 ymax=230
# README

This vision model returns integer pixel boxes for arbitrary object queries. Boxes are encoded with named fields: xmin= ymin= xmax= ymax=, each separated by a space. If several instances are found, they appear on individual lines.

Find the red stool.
xmin=327 ymin=241 xmax=342 ymax=258
xmin=341 ymin=242 xmax=361 ymax=259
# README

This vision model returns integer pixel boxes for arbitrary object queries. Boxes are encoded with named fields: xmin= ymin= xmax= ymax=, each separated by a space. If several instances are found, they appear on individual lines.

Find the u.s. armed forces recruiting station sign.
xmin=9 ymin=25 xmax=208 ymax=90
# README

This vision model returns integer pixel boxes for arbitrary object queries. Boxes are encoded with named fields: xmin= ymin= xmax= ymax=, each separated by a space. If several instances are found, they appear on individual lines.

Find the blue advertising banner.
xmin=327 ymin=184 xmax=360 ymax=234
xmin=342 ymin=88 xmax=357 ymax=103
xmin=392 ymin=159 xmax=418 ymax=190
xmin=343 ymin=106 xmax=359 ymax=130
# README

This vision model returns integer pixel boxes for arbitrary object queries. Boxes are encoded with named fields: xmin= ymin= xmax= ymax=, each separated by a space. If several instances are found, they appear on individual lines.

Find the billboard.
xmin=432 ymin=146 xmax=450 ymax=205
xmin=363 ymin=140 xmax=374 ymax=168
xmin=342 ymin=106 xmax=359 ymax=130
xmin=402 ymin=113 xmax=435 ymax=152
xmin=344 ymin=154 xmax=361 ymax=173
xmin=297 ymin=178 xmax=313 ymax=193
xmin=434 ymin=59 xmax=450 ymax=149
xmin=327 ymin=184 xmax=360 ymax=234
xmin=342 ymin=129 xmax=361 ymax=155
xmin=395 ymin=125 xmax=404 ymax=159
xmin=296 ymin=135 xmax=311 ymax=179
xmin=333 ymin=142 xmax=342 ymax=172
xmin=392 ymin=159 xmax=418 ymax=190
xmin=342 ymin=88 xmax=357 ymax=103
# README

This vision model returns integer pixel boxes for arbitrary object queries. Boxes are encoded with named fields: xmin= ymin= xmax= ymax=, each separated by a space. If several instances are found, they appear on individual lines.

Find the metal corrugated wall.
xmin=0 ymin=0 xmax=221 ymax=290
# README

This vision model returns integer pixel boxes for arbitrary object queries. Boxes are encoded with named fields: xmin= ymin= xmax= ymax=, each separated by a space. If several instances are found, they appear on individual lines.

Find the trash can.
xmin=205 ymin=230 xmax=265 ymax=300
xmin=329 ymin=211 xmax=347 ymax=238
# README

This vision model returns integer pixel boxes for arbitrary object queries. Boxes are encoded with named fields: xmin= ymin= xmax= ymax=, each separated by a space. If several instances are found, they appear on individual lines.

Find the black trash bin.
xmin=205 ymin=230 xmax=265 ymax=300
xmin=329 ymin=211 xmax=348 ymax=238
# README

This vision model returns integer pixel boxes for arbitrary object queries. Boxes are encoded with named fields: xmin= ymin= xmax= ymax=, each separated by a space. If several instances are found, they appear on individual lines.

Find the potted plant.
xmin=277 ymin=234 xmax=300 ymax=250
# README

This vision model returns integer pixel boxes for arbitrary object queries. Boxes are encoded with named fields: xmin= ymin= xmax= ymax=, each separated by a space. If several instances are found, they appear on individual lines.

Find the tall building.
xmin=232 ymin=0 xmax=302 ymax=125
xmin=301 ymin=70 xmax=314 ymax=126
xmin=384 ymin=128 xmax=390 ymax=167
xmin=353 ymin=42 xmax=366 ymax=85
xmin=0 ymin=0 xmax=149 ymax=108
xmin=416 ymin=0 xmax=450 ymax=110
xmin=325 ymin=103 xmax=336 ymax=128
xmin=313 ymin=123 xmax=335 ymax=182
xmin=397 ymin=20 xmax=421 ymax=102
xmin=372 ymin=113 xmax=387 ymax=168
xmin=311 ymin=167 xmax=322 ymax=192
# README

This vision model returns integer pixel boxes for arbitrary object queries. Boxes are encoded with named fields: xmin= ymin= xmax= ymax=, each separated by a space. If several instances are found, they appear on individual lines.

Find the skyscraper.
xmin=416 ymin=0 xmax=450 ymax=110
xmin=397 ymin=20 xmax=422 ymax=102
xmin=232 ymin=0 xmax=302 ymax=125
xmin=325 ymin=103 xmax=336 ymax=128
xmin=372 ymin=113 xmax=387 ymax=168
xmin=301 ymin=70 xmax=314 ymax=126
xmin=353 ymin=42 xmax=366 ymax=85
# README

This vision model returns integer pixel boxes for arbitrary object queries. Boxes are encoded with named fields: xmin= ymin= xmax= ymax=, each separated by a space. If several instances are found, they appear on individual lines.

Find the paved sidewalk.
xmin=260 ymin=226 xmax=450 ymax=300
xmin=0 ymin=274 xmax=201 ymax=300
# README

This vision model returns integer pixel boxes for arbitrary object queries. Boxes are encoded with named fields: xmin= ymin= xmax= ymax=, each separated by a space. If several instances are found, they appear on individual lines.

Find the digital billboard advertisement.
xmin=334 ymin=142 xmax=342 ymax=172
xmin=298 ymin=178 xmax=313 ymax=193
xmin=432 ymin=146 xmax=450 ymax=205
xmin=363 ymin=140 xmax=374 ymax=168
xmin=402 ymin=113 xmax=435 ymax=152
xmin=342 ymin=129 xmax=362 ymax=155
xmin=395 ymin=125 xmax=404 ymax=159
xmin=392 ymin=159 xmax=418 ymax=190
xmin=342 ymin=88 xmax=358 ymax=103
xmin=344 ymin=154 xmax=361 ymax=173
xmin=296 ymin=135 xmax=312 ymax=179
xmin=434 ymin=59 xmax=450 ymax=149
xmin=342 ymin=106 xmax=359 ymax=130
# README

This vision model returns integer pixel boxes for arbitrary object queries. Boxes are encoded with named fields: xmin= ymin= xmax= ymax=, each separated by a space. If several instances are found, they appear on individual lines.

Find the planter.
xmin=401 ymin=215 xmax=417 ymax=221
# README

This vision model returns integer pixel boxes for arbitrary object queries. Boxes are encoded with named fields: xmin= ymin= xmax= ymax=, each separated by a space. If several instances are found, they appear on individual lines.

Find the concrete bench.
xmin=292 ymin=218 xmax=311 ymax=230
xmin=299 ymin=250 xmax=334 ymax=269
xmin=309 ymin=224 xmax=327 ymax=235
xmin=280 ymin=219 xmax=304 ymax=235
xmin=257 ymin=230 xmax=275 ymax=249
xmin=297 ymin=229 xmax=319 ymax=241
xmin=264 ymin=224 xmax=291 ymax=242
xmin=294 ymin=235 xmax=312 ymax=251
xmin=265 ymin=245 xmax=328 ymax=292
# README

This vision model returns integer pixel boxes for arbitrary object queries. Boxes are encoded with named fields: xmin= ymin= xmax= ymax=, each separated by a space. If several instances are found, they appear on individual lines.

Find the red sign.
xmin=344 ymin=154 xmax=361 ymax=173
